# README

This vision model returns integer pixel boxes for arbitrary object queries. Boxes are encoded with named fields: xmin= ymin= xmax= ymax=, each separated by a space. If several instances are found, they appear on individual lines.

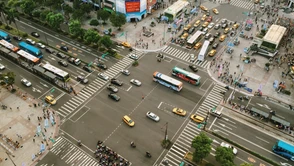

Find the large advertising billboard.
xmin=125 ymin=0 xmax=140 ymax=13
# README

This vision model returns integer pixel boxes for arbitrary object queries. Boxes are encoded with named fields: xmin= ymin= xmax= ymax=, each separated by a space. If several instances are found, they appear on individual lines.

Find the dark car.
xmin=188 ymin=27 xmax=195 ymax=34
xmin=45 ymin=48 xmax=55 ymax=54
xmin=31 ymin=32 xmax=40 ymax=38
xmin=205 ymin=10 xmax=210 ymax=16
xmin=77 ymin=75 xmax=88 ymax=84
xmin=13 ymin=36 xmax=22 ymax=41
xmin=60 ymin=46 xmax=69 ymax=52
xmin=222 ymin=24 xmax=228 ymax=29
xmin=56 ymin=52 xmax=66 ymax=59
xmin=97 ymin=62 xmax=107 ymax=70
xmin=107 ymin=84 xmax=119 ymax=93
xmin=214 ymin=32 xmax=220 ymax=38
xmin=199 ymin=26 xmax=204 ymax=31
xmin=58 ymin=60 xmax=68 ymax=67
xmin=212 ymin=43 xmax=219 ymax=49
xmin=111 ymin=78 xmax=123 ymax=86
xmin=108 ymin=93 xmax=120 ymax=101
xmin=83 ymin=65 xmax=93 ymax=73
xmin=209 ymin=37 xmax=215 ymax=45
xmin=189 ymin=64 xmax=198 ymax=72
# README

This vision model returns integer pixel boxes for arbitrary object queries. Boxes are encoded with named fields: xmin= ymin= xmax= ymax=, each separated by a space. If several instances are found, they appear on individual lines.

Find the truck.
xmin=68 ymin=57 xmax=81 ymax=66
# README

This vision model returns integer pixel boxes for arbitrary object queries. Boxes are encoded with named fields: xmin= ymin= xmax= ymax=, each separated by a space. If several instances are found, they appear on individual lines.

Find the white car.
xmin=208 ymin=22 xmax=215 ymax=29
xmin=36 ymin=42 xmax=45 ymax=49
xmin=26 ymin=38 xmax=35 ymax=45
xmin=146 ymin=111 xmax=160 ymax=122
xmin=130 ymin=79 xmax=141 ymax=86
xmin=98 ymin=73 xmax=109 ymax=81
xmin=129 ymin=54 xmax=139 ymax=60
xmin=190 ymin=54 xmax=196 ymax=62
xmin=21 ymin=78 xmax=32 ymax=87
xmin=0 ymin=63 xmax=5 ymax=70
xmin=121 ymin=69 xmax=130 ymax=76
xmin=220 ymin=142 xmax=238 ymax=155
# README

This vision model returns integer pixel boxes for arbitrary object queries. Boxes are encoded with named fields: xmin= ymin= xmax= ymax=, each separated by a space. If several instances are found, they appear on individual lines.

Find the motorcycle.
xmin=130 ymin=142 xmax=136 ymax=148
xmin=77 ymin=140 xmax=82 ymax=147
xmin=2 ymin=105 xmax=7 ymax=110
xmin=254 ymin=91 xmax=262 ymax=96
xmin=146 ymin=152 xmax=152 ymax=158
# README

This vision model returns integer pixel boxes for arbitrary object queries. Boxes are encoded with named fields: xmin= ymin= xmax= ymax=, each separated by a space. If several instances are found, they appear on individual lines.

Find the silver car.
xmin=98 ymin=73 xmax=109 ymax=81
xmin=121 ymin=69 xmax=130 ymax=76
xmin=129 ymin=54 xmax=139 ymax=60
xmin=130 ymin=79 xmax=141 ymax=86
xmin=146 ymin=111 xmax=160 ymax=122
xmin=21 ymin=78 xmax=32 ymax=87
xmin=0 ymin=63 xmax=5 ymax=70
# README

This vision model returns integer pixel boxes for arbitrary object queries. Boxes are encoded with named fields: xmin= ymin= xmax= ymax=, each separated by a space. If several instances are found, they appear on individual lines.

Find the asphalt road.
xmin=208 ymin=106 xmax=291 ymax=165
xmin=57 ymin=51 xmax=214 ymax=165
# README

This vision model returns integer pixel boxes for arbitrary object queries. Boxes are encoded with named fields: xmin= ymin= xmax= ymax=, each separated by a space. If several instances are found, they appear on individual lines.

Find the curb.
xmin=134 ymin=45 xmax=168 ymax=53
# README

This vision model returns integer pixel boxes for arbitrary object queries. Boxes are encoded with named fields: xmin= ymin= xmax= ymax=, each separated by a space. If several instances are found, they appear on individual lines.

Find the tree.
xmin=20 ymin=0 xmax=36 ymax=16
xmin=99 ymin=35 xmax=112 ymax=48
xmin=90 ymin=19 xmax=99 ymax=26
xmin=240 ymin=163 xmax=253 ymax=166
xmin=84 ymin=29 xmax=100 ymax=44
xmin=0 ymin=2 xmax=8 ymax=25
xmin=6 ymin=8 xmax=20 ymax=34
xmin=69 ymin=20 xmax=84 ymax=38
xmin=7 ymin=0 xmax=22 ymax=9
xmin=191 ymin=133 xmax=213 ymax=163
xmin=73 ymin=0 xmax=80 ymax=9
xmin=46 ymin=12 xmax=64 ymax=30
xmin=0 ymin=72 xmax=16 ymax=86
xmin=72 ymin=9 xmax=84 ymax=21
xmin=215 ymin=147 xmax=235 ymax=166
xmin=63 ymin=4 xmax=73 ymax=21
xmin=40 ymin=10 xmax=50 ymax=21
xmin=80 ymin=3 xmax=92 ymax=17
xmin=97 ymin=10 xmax=110 ymax=23
xmin=110 ymin=12 xmax=126 ymax=30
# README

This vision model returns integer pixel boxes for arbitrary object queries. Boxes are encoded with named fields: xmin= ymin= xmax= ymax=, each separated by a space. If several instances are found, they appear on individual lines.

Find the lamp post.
xmin=126 ymin=31 xmax=128 ymax=42
xmin=0 ymin=151 xmax=16 ymax=166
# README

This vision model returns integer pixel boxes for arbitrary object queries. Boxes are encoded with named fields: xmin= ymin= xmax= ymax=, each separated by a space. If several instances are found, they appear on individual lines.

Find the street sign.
xmin=119 ymin=32 xmax=124 ymax=37
xmin=88 ymin=62 xmax=93 ymax=67
xmin=50 ymin=88 xmax=55 ymax=93
xmin=102 ymin=52 xmax=109 ymax=58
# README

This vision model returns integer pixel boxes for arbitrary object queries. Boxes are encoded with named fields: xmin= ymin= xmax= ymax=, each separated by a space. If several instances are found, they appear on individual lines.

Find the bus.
xmin=41 ymin=63 xmax=70 ymax=82
xmin=0 ymin=40 xmax=19 ymax=52
xmin=272 ymin=140 xmax=294 ymax=161
xmin=19 ymin=41 xmax=43 ymax=59
xmin=198 ymin=40 xmax=209 ymax=62
xmin=163 ymin=0 xmax=189 ymax=21
xmin=172 ymin=67 xmax=201 ymax=85
xmin=0 ymin=30 xmax=11 ymax=42
xmin=186 ymin=31 xmax=204 ymax=49
xmin=17 ymin=50 xmax=40 ymax=65
xmin=153 ymin=71 xmax=183 ymax=91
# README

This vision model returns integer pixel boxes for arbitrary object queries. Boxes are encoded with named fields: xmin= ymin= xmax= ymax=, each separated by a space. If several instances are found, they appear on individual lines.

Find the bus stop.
xmin=271 ymin=115 xmax=290 ymax=128
xmin=250 ymin=107 xmax=269 ymax=119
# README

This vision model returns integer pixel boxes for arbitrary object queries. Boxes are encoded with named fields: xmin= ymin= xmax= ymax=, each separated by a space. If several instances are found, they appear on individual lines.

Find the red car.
xmin=206 ymin=16 xmax=213 ymax=22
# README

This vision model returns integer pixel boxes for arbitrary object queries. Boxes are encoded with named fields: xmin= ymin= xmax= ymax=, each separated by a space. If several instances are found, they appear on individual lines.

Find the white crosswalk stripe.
xmin=159 ymin=84 xmax=226 ymax=166
xmin=56 ymin=50 xmax=145 ymax=119
xmin=162 ymin=46 xmax=210 ymax=69
xmin=229 ymin=0 xmax=254 ymax=10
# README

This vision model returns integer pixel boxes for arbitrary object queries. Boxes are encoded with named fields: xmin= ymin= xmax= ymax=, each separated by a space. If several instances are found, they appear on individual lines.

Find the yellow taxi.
xmin=184 ymin=24 xmax=192 ymax=31
xmin=208 ymin=49 xmax=217 ymax=56
xmin=172 ymin=107 xmax=187 ymax=116
xmin=181 ymin=33 xmax=189 ymax=40
xmin=194 ymin=42 xmax=202 ymax=50
xmin=190 ymin=114 xmax=204 ymax=123
xmin=219 ymin=35 xmax=226 ymax=42
xmin=233 ymin=23 xmax=239 ymax=29
xmin=45 ymin=95 xmax=57 ymax=105
xmin=121 ymin=42 xmax=131 ymax=48
xmin=201 ymin=15 xmax=207 ymax=21
xmin=224 ymin=28 xmax=230 ymax=34
xmin=194 ymin=20 xmax=201 ymax=27
xmin=212 ymin=8 xmax=219 ymax=14
xmin=202 ymin=22 xmax=209 ymax=28
xmin=123 ymin=115 xmax=135 ymax=127
xmin=200 ymin=5 xmax=208 ymax=11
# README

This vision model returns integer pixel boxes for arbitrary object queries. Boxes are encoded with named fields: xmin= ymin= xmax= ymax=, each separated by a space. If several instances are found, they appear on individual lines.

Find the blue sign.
xmin=40 ymin=144 xmax=45 ymax=152
xmin=37 ymin=126 xmax=41 ymax=133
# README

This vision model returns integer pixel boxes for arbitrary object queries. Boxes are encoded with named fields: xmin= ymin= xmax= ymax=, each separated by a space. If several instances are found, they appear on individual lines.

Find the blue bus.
xmin=0 ymin=30 xmax=11 ymax=42
xmin=19 ymin=41 xmax=43 ymax=59
xmin=272 ymin=140 xmax=294 ymax=161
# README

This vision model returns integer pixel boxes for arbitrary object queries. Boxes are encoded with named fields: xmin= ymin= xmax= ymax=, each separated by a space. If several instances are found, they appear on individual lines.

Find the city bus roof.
xmin=0 ymin=39 xmax=19 ymax=52
xmin=42 ymin=63 xmax=69 ymax=77
xmin=187 ymin=31 xmax=204 ymax=44
xmin=277 ymin=140 xmax=294 ymax=153
xmin=163 ymin=0 xmax=189 ymax=15
xmin=19 ymin=41 xmax=40 ymax=54
xmin=153 ymin=71 xmax=183 ymax=86
xmin=17 ymin=50 xmax=39 ymax=62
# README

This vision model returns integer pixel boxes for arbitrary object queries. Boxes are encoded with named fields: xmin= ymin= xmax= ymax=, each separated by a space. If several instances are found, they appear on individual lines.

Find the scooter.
xmin=130 ymin=142 xmax=136 ymax=148
xmin=77 ymin=140 xmax=82 ymax=147
xmin=146 ymin=152 xmax=152 ymax=158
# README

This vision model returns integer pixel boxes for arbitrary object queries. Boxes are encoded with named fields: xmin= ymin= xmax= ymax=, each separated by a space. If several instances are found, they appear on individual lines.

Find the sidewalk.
xmin=0 ymin=86 xmax=59 ymax=166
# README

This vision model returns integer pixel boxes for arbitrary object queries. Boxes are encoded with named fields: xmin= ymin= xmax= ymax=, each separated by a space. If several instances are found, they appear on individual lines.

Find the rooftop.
xmin=263 ymin=24 xmax=287 ymax=45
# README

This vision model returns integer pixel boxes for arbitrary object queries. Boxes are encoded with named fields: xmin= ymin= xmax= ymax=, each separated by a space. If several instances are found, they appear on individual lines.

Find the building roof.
xmin=164 ymin=0 xmax=189 ymax=15
xmin=263 ymin=24 xmax=287 ymax=45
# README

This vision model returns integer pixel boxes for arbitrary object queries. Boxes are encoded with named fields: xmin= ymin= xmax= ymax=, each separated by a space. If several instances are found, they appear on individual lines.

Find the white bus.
xmin=198 ymin=40 xmax=210 ymax=61
xmin=41 ymin=63 xmax=70 ymax=82
xmin=17 ymin=50 xmax=40 ymax=64
xmin=163 ymin=0 xmax=189 ymax=21
xmin=153 ymin=71 xmax=183 ymax=91
xmin=0 ymin=39 xmax=19 ymax=52
xmin=186 ymin=31 xmax=204 ymax=49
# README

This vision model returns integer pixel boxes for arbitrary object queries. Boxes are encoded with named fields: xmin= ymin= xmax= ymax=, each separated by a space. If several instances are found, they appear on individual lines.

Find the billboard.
xmin=125 ymin=0 xmax=140 ymax=13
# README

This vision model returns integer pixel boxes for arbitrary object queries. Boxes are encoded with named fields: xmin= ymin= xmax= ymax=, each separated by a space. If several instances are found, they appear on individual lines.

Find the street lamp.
xmin=125 ymin=31 xmax=128 ymax=42
xmin=0 ymin=151 xmax=16 ymax=166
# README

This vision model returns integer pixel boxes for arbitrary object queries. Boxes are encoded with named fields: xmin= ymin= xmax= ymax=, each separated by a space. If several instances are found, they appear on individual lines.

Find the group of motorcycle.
xmin=130 ymin=141 xmax=152 ymax=158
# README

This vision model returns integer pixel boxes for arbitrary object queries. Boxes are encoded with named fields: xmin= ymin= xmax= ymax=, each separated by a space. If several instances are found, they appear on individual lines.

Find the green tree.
xmin=0 ymin=2 xmax=8 ymax=25
xmin=63 ymin=4 xmax=73 ymax=21
xmin=110 ymin=12 xmax=126 ymax=30
xmin=72 ymin=9 xmax=84 ymax=21
xmin=240 ymin=163 xmax=253 ymax=166
xmin=46 ymin=12 xmax=64 ymax=30
xmin=99 ymin=35 xmax=112 ymax=48
xmin=20 ymin=0 xmax=36 ymax=16
xmin=40 ymin=10 xmax=50 ymax=21
xmin=90 ymin=19 xmax=99 ymax=26
xmin=97 ymin=10 xmax=110 ymax=23
xmin=73 ymin=0 xmax=80 ymax=9
xmin=6 ymin=8 xmax=20 ymax=34
xmin=84 ymin=29 xmax=100 ymax=44
xmin=215 ymin=147 xmax=235 ymax=166
xmin=69 ymin=19 xmax=84 ymax=38
xmin=0 ymin=72 xmax=16 ymax=86
xmin=80 ymin=3 xmax=92 ymax=17
xmin=7 ymin=0 xmax=22 ymax=9
xmin=191 ymin=132 xmax=213 ymax=163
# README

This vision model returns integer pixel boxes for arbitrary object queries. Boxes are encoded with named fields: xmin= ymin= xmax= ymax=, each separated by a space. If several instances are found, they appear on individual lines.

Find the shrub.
xmin=132 ymin=60 xmax=139 ymax=67
xmin=22 ymin=33 xmax=28 ymax=38
xmin=32 ymin=10 xmax=41 ymax=18
xmin=99 ymin=47 xmax=106 ymax=52
xmin=89 ymin=19 xmax=99 ymax=26
xmin=284 ymin=90 xmax=291 ymax=95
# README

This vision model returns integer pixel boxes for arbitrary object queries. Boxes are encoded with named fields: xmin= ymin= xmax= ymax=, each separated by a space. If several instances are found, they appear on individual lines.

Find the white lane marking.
xmin=256 ymin=136 xmax=270 ymax=144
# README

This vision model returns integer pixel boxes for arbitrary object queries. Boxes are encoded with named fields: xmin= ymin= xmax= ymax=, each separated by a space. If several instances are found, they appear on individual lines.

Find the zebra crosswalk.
xmin=162 ymin=46 xmax=210 ymax=69
xmin=229 ymin=0 xmax=254 ymax=10
xmin=57 ymin=50 xmax=145 ymax=118
xmin=158 ymin=84 xmax=226 ymax=166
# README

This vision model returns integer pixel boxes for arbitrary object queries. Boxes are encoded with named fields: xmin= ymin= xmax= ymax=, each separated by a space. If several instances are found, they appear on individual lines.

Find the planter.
xmin=161 ymin=139 xmax=172 ymax=149
xmin=132 ymin=61 xmax=139 ymax=67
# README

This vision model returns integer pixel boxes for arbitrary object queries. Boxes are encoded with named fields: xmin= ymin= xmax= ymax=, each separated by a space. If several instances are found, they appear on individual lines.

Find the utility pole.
xmin=164 ymin=122 xmax=168 ymax=141
xmin=125 ymin=31 xmax=128 ymax=42
xmin=5 ymin=152 xmax=16 ymax=166
xmin=163 ymin=23 xmax=166 ymax=44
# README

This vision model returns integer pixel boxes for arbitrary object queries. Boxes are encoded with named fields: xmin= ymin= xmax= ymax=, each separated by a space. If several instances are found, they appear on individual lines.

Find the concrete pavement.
xmin=0 ymin=86 xmax=59 ymax=166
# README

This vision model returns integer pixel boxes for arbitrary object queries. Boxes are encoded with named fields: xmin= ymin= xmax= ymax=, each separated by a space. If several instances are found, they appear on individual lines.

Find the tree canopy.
xmin=99 ymin=35 xmax=112 ymax=48
xmin=191 ymin=132 xmax=213 ymax=163
xmin=69 ymin=19 xmax=84 ymax=38
xmin=215 ymin=146 xmax=235 ymax=166
xmin=46 ymin=12 xmax=64 ymax=30
xmin=110 ymin=12 xmax=126 ymax=30
xmin=97 ymin=10 xmax=110 ymax=23
xmin=84 ymin=29 xmax=100 ymax=44
xmin=20 ymin=0 xmax=36 ymax=16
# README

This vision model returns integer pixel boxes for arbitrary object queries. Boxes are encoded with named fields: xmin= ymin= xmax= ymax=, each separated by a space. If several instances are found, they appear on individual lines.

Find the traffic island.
xmin=132 ymin=60 xmax=139 ymax=67
xmin=184 ymin=152 xmax=212 ymax=166
xmin=161 ymin=139 xmax=172 ymax=149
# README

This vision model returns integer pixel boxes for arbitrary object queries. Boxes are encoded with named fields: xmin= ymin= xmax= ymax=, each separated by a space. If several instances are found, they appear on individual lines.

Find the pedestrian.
xmin=28 ymin=115 xmax=30 ymax=121
xmin=17 ymin=107 xmax=19 ymax=110
xmin=44 ymin=128 xmax=47 ymax=132
xmin=142 ymin=95 xmax=145 ymax=99
xmin=33 ymin=138 xmax=35 ymax=143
